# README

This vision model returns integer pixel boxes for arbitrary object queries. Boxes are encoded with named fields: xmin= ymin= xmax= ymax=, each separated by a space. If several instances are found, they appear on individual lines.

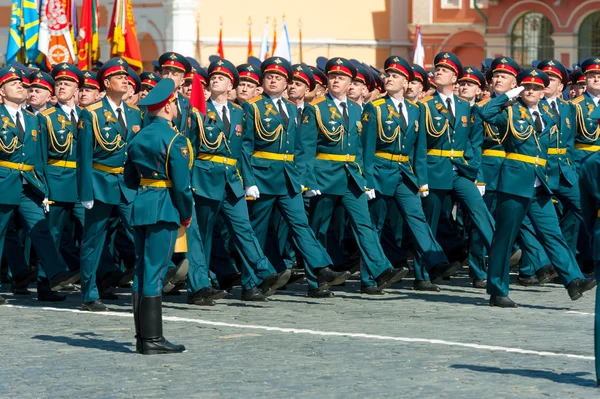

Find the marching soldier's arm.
xmin=168 ymin=134 xmax=194 ymax=224
xmin=413 ymin=106 xmax=428 ymax=187
xmin=297 ymin=103 xmax=319 ymax=191
xmin=123 ymin=152 xmax=139 ymax=191
xmin=579 ymin=154 xmax=600 ymax=235
xmin=37 ymin=113 xmax=49 ymax=176
xmin=479 ymin=94 xmax=509 ymax=129
xmin=361 ymin=103 xmax=377 ymax=190
xmin=294 ymin=107 xmax=309 ymax=187
xmin=240 ymin=101 xmax=258 ymax=188
xmin=467 ymin=109 xmax=484 ymax=183
xmin=77 ymin=109 xmax=95 ymax=202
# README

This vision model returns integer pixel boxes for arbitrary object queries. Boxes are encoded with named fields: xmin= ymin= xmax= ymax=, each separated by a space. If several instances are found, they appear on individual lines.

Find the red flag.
xmin=190 ymin=72 xmax=206 ymax=116
xmin=247 ymin=18 xmax=253 ymax=58
xmin=77 ymin=0 xmax=92 ymax=69
xmin=217 ymin=27 xmax=224 ymax=58
xmin=107 ymin=0 xmax=143 ymax=72
xmin=271 ymin=20 xmax=277 ymax=57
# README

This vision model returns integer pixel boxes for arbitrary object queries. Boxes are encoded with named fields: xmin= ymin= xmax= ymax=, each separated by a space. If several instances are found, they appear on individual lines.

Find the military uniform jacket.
xmin=480 ymin=94 xmax=552 ymax=199
xmin=362 ymin=95 xmax=426 ymax=195
xmin=0 ymin=105 xmax=47 ymax=205
xmin=540 ymin=98 xmax=578 ymax=190
xmin=242 ymin=94 xmax=303 ymax=195
xmin=419 ymin=93 xmax=478 ymax=190
xmin=77 ymin=97 xmax=143 ymax=205
xmin=570 ymin=91 xmax=600 ymax=164
xmin=124 ymin=117 xmax=194 ymax=227
xmin=38 ymin=104 xmax=81 ymax=203
xmin=578 ymin=152 xmax=600 ymax=259
xmin=299 ymin=93 xmax=366 ymax=195
xmin=472 ymin=95 xmax=507 ymax=191
xmin=190 ymin=100 xmax=246 ymax=200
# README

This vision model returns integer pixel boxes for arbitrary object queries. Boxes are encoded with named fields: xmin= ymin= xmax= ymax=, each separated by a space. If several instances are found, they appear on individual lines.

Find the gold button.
xmin=125 ymin=152 xmax=128 ymax=155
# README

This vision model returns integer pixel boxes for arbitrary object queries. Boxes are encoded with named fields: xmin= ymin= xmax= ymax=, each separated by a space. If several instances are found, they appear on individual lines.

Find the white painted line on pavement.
xmin=3 ymin=304 xmax=594 ymax=361
xmin=566 ymin=311 xmax=594 ymax=316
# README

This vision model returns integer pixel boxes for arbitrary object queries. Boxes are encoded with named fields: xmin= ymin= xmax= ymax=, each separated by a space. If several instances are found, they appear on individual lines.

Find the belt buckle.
xmin=18 ymin=163 xmax=23 ymax=171
xmin=221 ymin=157 xmax=228 ymax=164
xmin=345 ymin=154 xmax=351 ymax=162
xmin=450 ymin=149 xmax=455 ymax=159
xmin=283 ymin=154 xmax=289 ymax=161
xmin=535 ymin=155 xmax=540 ymax=166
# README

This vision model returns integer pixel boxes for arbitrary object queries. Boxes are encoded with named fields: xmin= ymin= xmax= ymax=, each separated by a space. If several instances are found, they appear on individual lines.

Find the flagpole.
xmin=247 ymin=16 xmax=252 ymax=59
xmin=19 ymin=0 xmax=26 ymax=63
xmin=298 ymin=18 xmax=303 ymax=63
xmin=196 ymin=14 xmax=201 ymax=63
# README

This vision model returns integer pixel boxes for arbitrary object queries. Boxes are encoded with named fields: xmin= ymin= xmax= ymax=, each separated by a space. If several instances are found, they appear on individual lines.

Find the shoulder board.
xmin=25 ymin=109 xmax=36 ymax=117
xmin=230 ymin=102 xmax=242 ymax=110
xmin=284 ymin=98 xmax=295 ymax=105
xmin=127 ymin=103 xmax=140 ymax=111
xmin=419 ymin=96 xmax=433 ymax=104
xmin=371 ymin=98 xmax=385 ymax=107
xmin=558 ymin=97 xmax=568 ymax=104
xmin=247 ymin=95 xmax=263 ymax=104
xmin=40 ymin=107 xmax=55 ymax=117
xmin=309 ymin=96 xmax=326 ymax=106
xmin=476 ymin=97 xmax=491 ymax=107
xmin=571 ymin=95 xmax=585 ymax=105
xmin=86 ymin=101 xmax=103 ymax=112
xmin=405 ymin=99 xmax=416 ymax=107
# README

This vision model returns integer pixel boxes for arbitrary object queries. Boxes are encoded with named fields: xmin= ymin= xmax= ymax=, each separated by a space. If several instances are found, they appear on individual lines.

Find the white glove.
xmin=82 ymin=200 xmax=94 ymax=210
xmin=419 ymin=184 xmax=429 ymax=198
xmin=477 ymin=184 xmax=486 ymax=196
xmin=245 ymin=185 xmax=260 ymax=199
xmin=365 ymin=189 xmax=376 ymax=201
xmin=505 ymin=86 xmax=525 ymax=100
xmin=42 ymin=198 xmax=50 ymax=213
xmin=305 ymin=189 xmax=321 ymax=198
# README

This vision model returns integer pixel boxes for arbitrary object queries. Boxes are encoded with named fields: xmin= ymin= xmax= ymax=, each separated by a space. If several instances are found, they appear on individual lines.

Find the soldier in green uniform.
xmin=480 ymin=69 xmax=596 ymax=307
xmin=236 ymin=64 xmax=261 ymax=105
xmin=242 ymin=57 xmax=350 ymax=298
xmin=79 ymin=71 xmax=101 ymax=108
xmin=125 ymin=78 xmax=193 ymax=355
xmin=0 ymin=66 xmax=79 ymax=305
xmin=139 ymin=71 xmax=161 ymax=101
xmin=27 ymin=71 xmax=54 ymax=115
xmin=363 ymin=56 xmax=456 ymax=294
xmin=301 ymin=57 xmax=411 ymax=293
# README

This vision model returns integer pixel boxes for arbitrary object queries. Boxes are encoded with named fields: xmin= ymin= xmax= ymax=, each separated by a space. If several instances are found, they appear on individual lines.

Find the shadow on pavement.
xmin=451 ymin=364 xmax=597 ymax=388
xmin=32 ymin=332 xmax=134 ymax=353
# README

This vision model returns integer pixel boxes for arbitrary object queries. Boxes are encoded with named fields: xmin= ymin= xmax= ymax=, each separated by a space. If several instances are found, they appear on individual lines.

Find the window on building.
xmin=578 ymin=12 xmax=600 ymax=61
xmin=441 ymin=0 xmax=461 ymax=9
xmin=511 ymin=12 xmax=554 ymax=66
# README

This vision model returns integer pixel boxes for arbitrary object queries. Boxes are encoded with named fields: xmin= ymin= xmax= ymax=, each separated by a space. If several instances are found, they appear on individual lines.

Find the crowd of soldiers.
xmin=0 ymin=49 xmax=599 ymax=356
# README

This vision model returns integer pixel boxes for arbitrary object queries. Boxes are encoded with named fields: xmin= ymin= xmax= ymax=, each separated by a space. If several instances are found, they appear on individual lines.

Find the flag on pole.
xmin=7 ymin=0 xmax=41 ymax=64
xmin=258 ymin=18 xmax=269 ymax=61
xmin=217 ymin=22 xmax=224 ymax=59
xmin=247 ymin=18 xmax=253 ymax=58
xmin=108 ymin=0 xmax=143 ymax=73
xmin=271 ymin=18 xmax=277 ymax=57
xmin=298 ymin=19 xmax=303 ymax=63
xmin=273 ymin=18 xmax=291 ymax=62
xmin=190 ymin=72 xmax=206 ymax=116
xmin=413 ymin=25 xmax=425 ymax=68
xmin=38 ymin=0 xmax=77 ymax=66
xmin=77 ymin=0 xmax=99 ymax=70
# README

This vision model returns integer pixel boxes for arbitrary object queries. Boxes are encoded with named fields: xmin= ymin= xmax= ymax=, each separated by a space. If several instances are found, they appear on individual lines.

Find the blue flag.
xmin=6 ymin=0 xmax=40 ymax=64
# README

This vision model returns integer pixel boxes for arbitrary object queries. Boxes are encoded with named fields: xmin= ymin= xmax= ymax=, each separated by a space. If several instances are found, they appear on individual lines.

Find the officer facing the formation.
xmin=362 ymin=56 xmax=456 ymax=293
xmin=125 ymin=78 xmax=194 ymax=355
xmin=78 ymin=70 xmax=102 ymax=108
xmin=242 ymin=56 xmax=351 ymax=297
xmin=27 ymin=71 xmax=54 ymax=114
xmin=480 ymin=69 xmax=596 ymax=307
xmin=0 ymin=66 xmax=79 ymax=306
xmin=77 ymin=57 xmax=143 ymax=312
xmin=300 ymin=57 xmax=408 ymax=293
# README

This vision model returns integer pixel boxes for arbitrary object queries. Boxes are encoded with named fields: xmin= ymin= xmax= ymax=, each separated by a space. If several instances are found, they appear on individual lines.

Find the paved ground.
xmin=1 ymin=271 xmax=598 ymax=398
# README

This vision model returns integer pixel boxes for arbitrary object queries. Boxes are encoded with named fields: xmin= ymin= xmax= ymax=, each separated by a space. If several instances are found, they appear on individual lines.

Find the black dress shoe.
xmin=472 ymin=279 xmax=487 ymax=289
xmin=317 ymin=267 xmax=351 ymax=290
xmin=489 ymin=296 xmax=518 ymax=308
xmin=82 ymin=299 xmax=109 ymax=311
xmin=12 ymin=285 xmax=31 ymax=295
xmin=567 ymin=277 xmax=597 ymax=301
xmin=536 ymin=265 xmax=558 ymax=285
xmin=186 ymin=295 xmax=216 ymax=306
xmin=0 ymin=295 xmax=7 ymax=305
xmin=375 ymin=267 xmax=409 ymax=290
xmin=597 ymin=379 xmax=600 ymax=388
xmin=429 ymin=262 xmax=462 ymax=283
xmin=219 ymin=273 xmax=242 ymax=292
xmin=117 ymin=268 xmax=135 ymax=288
xmin=260 ymin=269 xmax=292 ymax=297
xmin=98 ymin=271 xmax=123 ymax=296
xmin=50 ymin=271 xmax=80 ymax=292
xmin=241 ymin=287 xmax=266 ymax=301
xmin=195 ymin=286 xmax=228 ymax=300
xmin=518 ymin=275 xmax=540 ymax=286
xmin=360 ymin=285 xmax=385 ymax=295
xmin=308 ymin=288 xmax=334 ymax=298
xmin=163 ymin=259 xmax=189 ymax=293
xmin=13 ymin=269 xmax=37 ymax=289
xmin=414 ymin=280 xmax=441 ymax=292
xmin=60 ymin=283 xmax=79 ymax=292
xmin=286 ymin=272 xmax=305 ymax=286
xmin=99 ymin=291 xmax=119 ymax=300
xmin=38 ymin=291 xmax=66 ymax=302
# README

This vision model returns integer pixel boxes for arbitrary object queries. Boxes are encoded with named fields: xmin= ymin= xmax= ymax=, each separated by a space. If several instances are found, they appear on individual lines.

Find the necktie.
xmin=550 ymin=101 xmax=560 ymax=129
xmin=16 ymin=111 xmax=24 ymax=140
xmin=297 ymin=107 xmax=303 ymax=122
xmin=278 ymin=99 xmax=289 ymax=126
xmin=398 ymin=102 xmax=408 ymax=130
xmin=446 ymin=98 xmax=455 ymax=126
xmin=533 ymin=111 xmax=543 ymax=133
xmin=222 ymin=106 xmax=230 ymax=133
xmin=70 ymin=110 xmax=77 ymax=131
xmin=116 ymin=108 xmax=127 ymax=134
xmin=340 ymin=102 xmax=349 ymax=128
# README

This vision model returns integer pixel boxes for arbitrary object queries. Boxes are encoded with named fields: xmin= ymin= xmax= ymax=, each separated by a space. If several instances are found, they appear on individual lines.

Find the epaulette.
xmin=247 ymin=95 xmax=263 ymax=104
xmin=405 ymin=98 xmax=416 ymax=107
xmin=476 ymin=97 xmax=491 ymax=107
xmin=127 ymin=103 xmax=140 ymax=111
xmin=419 ymin=96 xmax=433 ymax=104
xmin=571 ymin=95 xmax=585 ymax=105
xmin=371 ymin=98 xmax=385 ymax=107
xmin=309 ymin=96 xmax=326 ymax=106
xmin=558 ymin=97 xmax=568 ymax=104
xmin=25 ymin=108 xmax=39 ymax=117
xmin=230 ymin=101 xmax=242 ymax=110
xmin=86 ymin=101 xmax=103 ymax=112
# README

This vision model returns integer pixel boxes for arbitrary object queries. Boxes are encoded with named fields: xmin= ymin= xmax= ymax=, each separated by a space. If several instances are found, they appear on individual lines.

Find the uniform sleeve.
xmin=361 ymin=103 xmax=376 ymax=190
xmin=123 ymin=146 xmax=139 ymax=191
xmin=479 ymin=94 xmax=509 ymax=128
xmin=294 ymin=106 xmax=309 ymax=186
xmin=241 ymin=101 xmax=257 ymax=188
xmin=414 ymin=105 xmax=428 ymax=187
xmin=468 ymin=108 xmax=484 ymax=183
xmin=76 ymin=109 xmax=94 ymax=202
xmin=579 ymin=154 xmax=600 ymax=236
xmin=168 ymin=134 xmax=194 ymax=224
xmin=297 ymin=103 xmax=319 ymax=191
xmin=37 ymin=113 xmax=48 ymax=177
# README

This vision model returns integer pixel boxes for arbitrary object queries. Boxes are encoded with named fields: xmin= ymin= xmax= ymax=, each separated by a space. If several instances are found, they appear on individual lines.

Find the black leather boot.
xmin=132 ymin=293 xmax=141 ymax=354
xmin=139 ymin=295 xmax=185 ymax=355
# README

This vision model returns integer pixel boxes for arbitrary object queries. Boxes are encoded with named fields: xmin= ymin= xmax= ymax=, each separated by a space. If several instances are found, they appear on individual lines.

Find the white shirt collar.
xmin=389 ymin=96 xmax=409 ymax=121
xmin=268 ymin=95 xmax=288 ymax=117
xmin=331 ymin=95 xmax=348 ymax=114
xmin=210 ymin=99 xmax=229 ymax=117
xmin=594 ymin=97 xmax=600 ymax=107
xmin=105 ymin=96 xmax=126 ymax=127
xmin=4 ymin=103 xmax=23 ymax=124
xmin=59 ymin=103 xmax=77 ymax=121
xmin=437 ymin=92 xmax=455 ymax=110
xmin=297 ymin=101 xmax=304 ymax=111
